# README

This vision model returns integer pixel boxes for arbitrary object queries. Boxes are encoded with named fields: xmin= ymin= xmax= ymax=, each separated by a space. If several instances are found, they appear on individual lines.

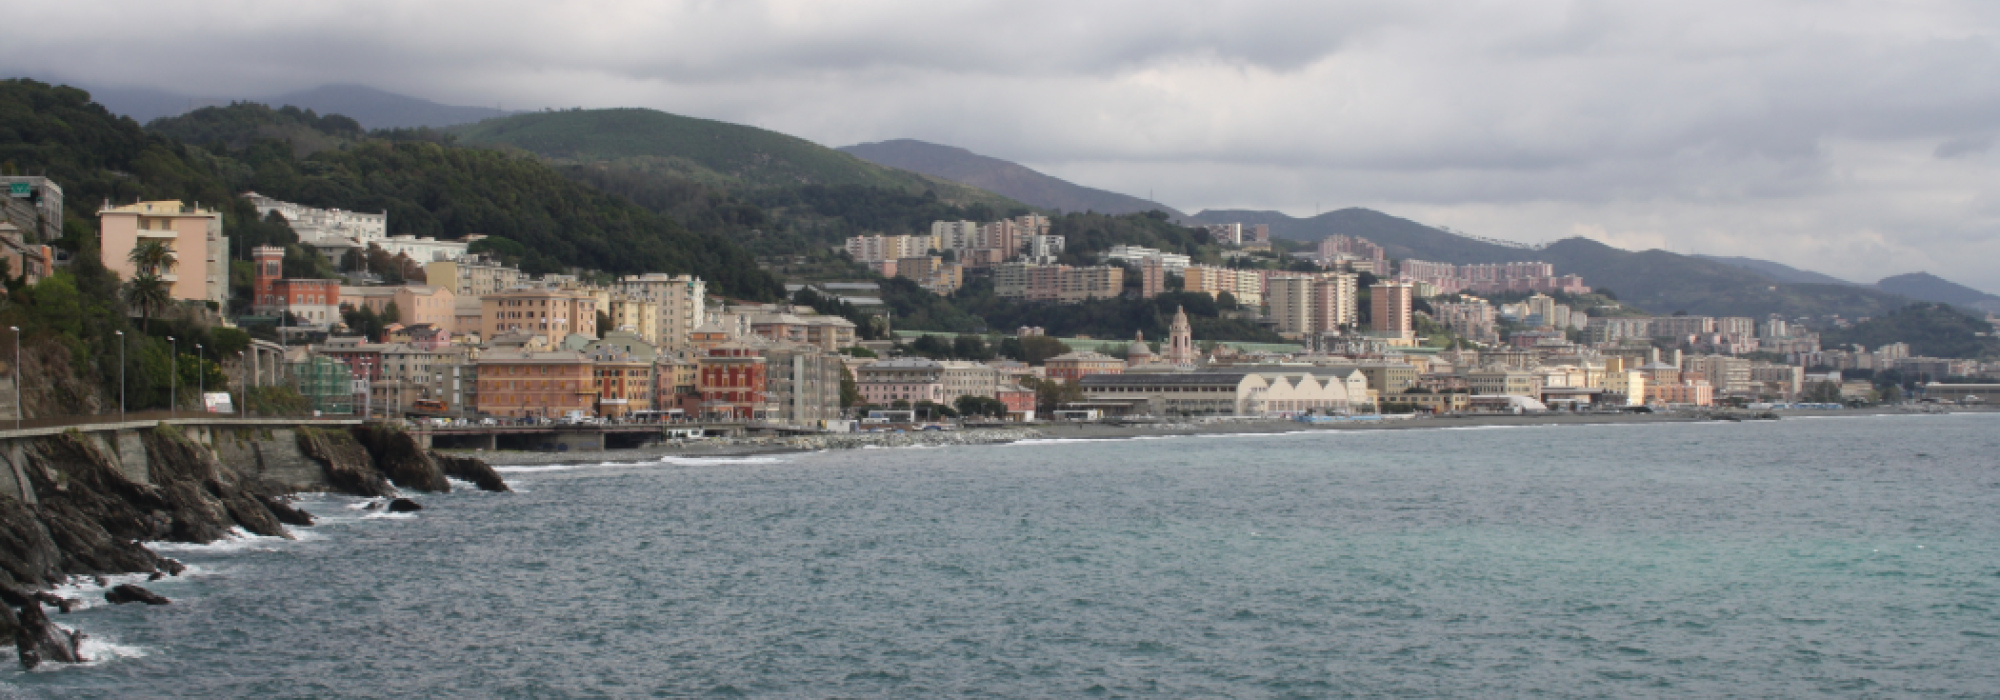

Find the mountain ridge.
xmin=838 ymin=139 xmax=1182 ymax=217
xmin=450 ymin=110 xmax=1018 ymax=208
xmin=69 ymin=81 xmax=513 ymax=130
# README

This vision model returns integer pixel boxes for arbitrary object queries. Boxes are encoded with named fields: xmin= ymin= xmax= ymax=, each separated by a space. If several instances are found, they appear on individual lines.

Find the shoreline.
xmin=451 ymin=405 xmax=1996 ymax=466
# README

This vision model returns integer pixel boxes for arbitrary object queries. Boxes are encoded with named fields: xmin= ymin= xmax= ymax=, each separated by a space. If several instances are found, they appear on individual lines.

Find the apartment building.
xmin=249 ymin=245 xmax=342 ymax=325
xmin=1181 ymin=265 xmax=1263 ymax=306
xmin=1370 ymin=282 xmax=1415 ymax=342
xmin=856 ymin=358 xmax=947 ymax=406
xmin=1104 ymin=245 xmax=1191 ymax=273
xmin=474 ymin=349 xmax=596 ymax=419
xmin=613 ymin=273 xmax=706 ymax=353
xmin=1267 ymin=273 xmax=1359 ymax=337
xmin=340 ymin=284 xmax=457 ymax=331
xmin=98 ymin=200 xmax=228 ymax=304
xmin=993 ymin=262 xmax=1124 ymax=303
xmin=480 ymin=287 xmax=599 ymax=341
xmin=424 ymin=255 xmax=526 ymax=297
xmin=845 ymin=234 xmax=937 ymax=262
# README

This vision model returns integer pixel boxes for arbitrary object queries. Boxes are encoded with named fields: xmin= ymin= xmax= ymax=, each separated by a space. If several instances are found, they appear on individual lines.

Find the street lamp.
xmin=195 ymin=343 xmax=204 ymax=414
xmin=114 ymin=330 xmax=125 ymax=422
xmin=237 ymin=350 xmax=246 ymax=419
xmin=9 ymin=326 xmax=18 ymax=430
xmin=167 ymin=336 xmax=176 ymax=415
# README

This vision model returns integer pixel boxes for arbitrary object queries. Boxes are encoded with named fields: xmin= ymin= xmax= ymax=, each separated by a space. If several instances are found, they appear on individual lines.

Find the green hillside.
xmin=135 ymin=100 xmax=782 ymax=299
xmin=451 ymin=108 xmax=1017 ymax=206
xmin=1821 ymin=303 xmax=2000 ymax=359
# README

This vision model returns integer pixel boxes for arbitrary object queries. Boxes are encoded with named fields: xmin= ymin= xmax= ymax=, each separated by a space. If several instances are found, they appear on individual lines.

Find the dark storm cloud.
xmin=5 ymin=0 xmax=2000 ymax=289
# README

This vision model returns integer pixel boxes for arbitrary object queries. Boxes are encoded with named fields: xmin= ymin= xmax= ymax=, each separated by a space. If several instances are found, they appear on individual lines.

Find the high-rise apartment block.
xmin=1370 ymin=281 xmax=1414 ymax=343
xmin=1267 ymin=273 xmax=1359 ymax=337
xmin=614 ymin=273 xmax=707 ymax=353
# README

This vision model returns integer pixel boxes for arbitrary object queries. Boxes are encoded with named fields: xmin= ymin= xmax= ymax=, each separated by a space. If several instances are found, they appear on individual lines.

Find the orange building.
xmin=1650 ymin=380 xmax=1715 ymax=407
xmin=251 ymin=246 xmax=342 ymax=324
xmin=475 ymin=349 xmax=596 ymax=419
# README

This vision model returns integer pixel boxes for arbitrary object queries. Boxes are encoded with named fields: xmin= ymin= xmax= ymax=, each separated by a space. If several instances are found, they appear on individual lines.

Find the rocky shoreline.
xmin=0 ymin=423 xmax=507 ymax=669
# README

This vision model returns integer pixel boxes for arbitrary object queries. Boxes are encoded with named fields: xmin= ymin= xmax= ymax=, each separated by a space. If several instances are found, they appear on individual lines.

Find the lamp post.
xmin=195 ymin=343 xmax=204 ymax=414
xmin=238 ymin=350 xmax=246 ymax=419
xmin=167 ymin=336 xmax=176 ymax=416
xmin=114 ymin=330 xmax=125 ymax=422
xmin=9 ymin=326 xmax=19 ymax=430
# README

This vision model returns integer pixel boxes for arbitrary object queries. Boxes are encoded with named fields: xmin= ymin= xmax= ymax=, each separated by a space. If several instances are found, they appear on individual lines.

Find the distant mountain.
xmin=69 ymin=81 xmax=512 ymax=130
xmin=451 ymin=109 xmax=1015 ymax=208
xmin=1534 ymin=238 xmax=1914 ymax=319
xmin=264 ymin=84 xmax=512 ymax=130
xmin=1180 ymin=207 xmax=1918 ymax=317
xmin=838 ymin=139 xmax=1181 ymax=217
xmin=1693 ymin=255 xmax=1858 ymax=286
xmin=1874 ymin=272 xmax=2000 ymax=311
xmin=1183 ymin=208 xmax=1528 ymax=263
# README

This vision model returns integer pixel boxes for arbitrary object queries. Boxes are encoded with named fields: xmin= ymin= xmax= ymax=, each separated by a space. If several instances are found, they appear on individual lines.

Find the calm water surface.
xmin=5 ymin=413 xmax=1999 ymax=698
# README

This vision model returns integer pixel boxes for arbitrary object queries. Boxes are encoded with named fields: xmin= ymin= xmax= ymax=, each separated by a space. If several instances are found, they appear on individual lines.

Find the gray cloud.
xmin=6 ymin=0 xmax=2000 ymax=291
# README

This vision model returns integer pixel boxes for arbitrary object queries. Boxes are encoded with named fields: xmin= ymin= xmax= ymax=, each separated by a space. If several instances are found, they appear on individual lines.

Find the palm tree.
xmin=128 ymin=238 xmax=176 ymax=277
xmin=123 ymin=273 xmax=173 ymax=332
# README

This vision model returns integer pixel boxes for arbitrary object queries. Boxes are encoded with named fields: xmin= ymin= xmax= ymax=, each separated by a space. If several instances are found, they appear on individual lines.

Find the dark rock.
xmin=434 ymin=453 xmax=510 ymax=492
xmin=296 ymin=427 xmax=396 ymax=498
xmin=353 ymin=426 xmax=452 ymax=493
xmin=148 ymin=571 xmax=163 ymax=582
xmin=258 ymin=495 xmax=315 ymax=526
xmin=14 ymin=600 xmax=83 ymax=669
xmin=104 ymin=584 xmax=168 ymax=606
xmin=386 ymin=498 xmax=422 ymax=513
xmin=362 ymin=498 xmax=385 ymax=511
xmin=30 ymin=592 xmax=76 ymax=614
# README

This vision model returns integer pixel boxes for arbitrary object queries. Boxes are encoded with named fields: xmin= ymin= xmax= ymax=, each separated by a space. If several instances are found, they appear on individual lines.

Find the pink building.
xmin=98 ymin=201 xmax=227 ymax=304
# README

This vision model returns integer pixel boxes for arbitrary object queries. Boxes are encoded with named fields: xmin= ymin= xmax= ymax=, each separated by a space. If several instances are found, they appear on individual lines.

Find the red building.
xmin=998 ymin=387 xmax=1036 ymax=421
xmin=251 ymin=245 xmax=341 ymax=325
xmin=696 ymin=344 xmax=770 ymax=421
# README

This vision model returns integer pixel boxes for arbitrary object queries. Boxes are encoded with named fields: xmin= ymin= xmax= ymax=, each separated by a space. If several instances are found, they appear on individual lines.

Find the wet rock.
xmin=13 ymin=599 xmax=83 ymax=669
xmin=258 ymin=495 xmax=315 ymax=526
xmin=296 ymin=427 xmax=396 ymax=498
xmin=354 ymin=426 xmax=451 ymax=493
xmin=386 ymin=498 xmax=422 ymax=513
xmin=30 ymin=592 xmax=76 ymax=614
xmin=434 ymin=453 xmax=510 ymax=492
xmin=104 ymin=584 xmax=169 ymax=606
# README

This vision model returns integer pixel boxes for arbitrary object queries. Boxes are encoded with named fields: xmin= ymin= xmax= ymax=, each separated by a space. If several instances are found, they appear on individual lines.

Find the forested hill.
xmin=450 ymin=109 xmax=1017 ymax=206
xmin=1821 ymin=303 xmax=2000 ymax=360
xmin=130 ymin=97 xmax=781 ymax=298
xmin=840 ymin=138 xmax=1182 ymax=217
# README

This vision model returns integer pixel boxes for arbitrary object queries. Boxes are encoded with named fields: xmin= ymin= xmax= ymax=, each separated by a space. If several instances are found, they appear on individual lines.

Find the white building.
xmin=1105 ymin=245 xmax=1192 ymax=273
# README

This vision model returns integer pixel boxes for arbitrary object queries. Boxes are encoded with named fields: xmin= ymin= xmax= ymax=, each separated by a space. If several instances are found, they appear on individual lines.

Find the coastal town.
xmin=8 ymin=176 xmax=1991 ymax=437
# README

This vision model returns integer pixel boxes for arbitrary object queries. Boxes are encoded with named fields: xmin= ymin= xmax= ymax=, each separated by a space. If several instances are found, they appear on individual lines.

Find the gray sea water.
xmin=5 ymin=413 xmax=1999 ymax=698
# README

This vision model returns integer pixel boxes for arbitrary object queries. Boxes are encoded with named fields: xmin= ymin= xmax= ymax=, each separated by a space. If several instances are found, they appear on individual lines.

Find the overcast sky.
xmin=8 ymin=1 xmax=1999 ymax=291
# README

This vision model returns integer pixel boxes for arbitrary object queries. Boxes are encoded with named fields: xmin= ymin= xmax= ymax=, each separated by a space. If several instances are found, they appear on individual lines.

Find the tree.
xmin=1801 ymin=381 xmax=1843 ymax=403
xmin=1024 ymin=377 xmax=1085 ymax=414
xmin=952 ymin=334 xmax=994 ymax=361
xmin=381 ymin=301 xmax=401 ymax=325
xmin=127 ymin=239 xmax=176 ymax=277
xmin=122 ymin=273 xmax=174 ymax=332
xmin=839 ymin=366 xmax=860 ymax=409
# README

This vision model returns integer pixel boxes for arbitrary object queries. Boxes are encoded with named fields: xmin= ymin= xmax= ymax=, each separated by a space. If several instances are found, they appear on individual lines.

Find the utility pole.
xmin=195 ymin=343 xmax=204 ymax=413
